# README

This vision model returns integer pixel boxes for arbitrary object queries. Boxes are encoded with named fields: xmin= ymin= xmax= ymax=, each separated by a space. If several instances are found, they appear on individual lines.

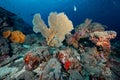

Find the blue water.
xmin=0 ymin=0 xmax=120 ymax=40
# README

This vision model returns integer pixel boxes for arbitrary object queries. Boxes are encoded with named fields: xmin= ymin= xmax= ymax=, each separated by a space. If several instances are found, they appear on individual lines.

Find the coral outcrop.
xmin=65 ymin=18 xmax=117 ymax=79
xmin=0 ymin=10 xmax=119 ymax=80
xmin=89 ymin=31 xmax=117 ymax=52
xmin=33 ymin=12 xmax=73 ymax=47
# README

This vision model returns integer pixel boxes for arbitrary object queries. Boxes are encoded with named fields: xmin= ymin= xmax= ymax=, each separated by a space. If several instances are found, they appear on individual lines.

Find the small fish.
xmin=73 ymin=5 xmax=77 ymax=12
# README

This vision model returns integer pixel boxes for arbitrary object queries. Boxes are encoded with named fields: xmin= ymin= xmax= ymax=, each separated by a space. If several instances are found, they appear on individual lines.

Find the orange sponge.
xmin=3 ymin=30 xmax=11 ymax=38
xmin=9 ymin=31 xmax=26 ymax=43
xmin=3 ymin=30 xmax=26 ymax=43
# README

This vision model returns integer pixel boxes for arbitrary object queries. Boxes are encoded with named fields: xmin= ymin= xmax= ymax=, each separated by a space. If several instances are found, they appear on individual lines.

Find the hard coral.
xmin=9 ymin=30 xmax=26 ymax=43
xmin=33 ymin=12 xmax=73 ymax=47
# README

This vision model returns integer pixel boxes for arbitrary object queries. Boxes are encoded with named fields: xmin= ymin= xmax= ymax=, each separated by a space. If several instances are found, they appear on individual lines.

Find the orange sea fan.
xmin=3 ymin=30 xmax=11 ymax=38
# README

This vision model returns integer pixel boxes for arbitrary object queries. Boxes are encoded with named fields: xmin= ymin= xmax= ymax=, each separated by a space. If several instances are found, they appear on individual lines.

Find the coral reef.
xmin=65 ymin=18 xmax=117 ymax=79
xmin=33 ymin=12 xmax=73 ymax=47
xmin=0 ymin=9 xmax=119 ymax=80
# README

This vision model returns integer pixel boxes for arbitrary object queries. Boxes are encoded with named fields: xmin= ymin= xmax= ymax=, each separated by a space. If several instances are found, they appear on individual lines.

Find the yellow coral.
xmin=9 ymin=31 xmax=26 ymax=43
xmin=33 ymin=12 xmax=73 ymax=47
xmin=3 ymin=30 xmax=11 ymax=38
